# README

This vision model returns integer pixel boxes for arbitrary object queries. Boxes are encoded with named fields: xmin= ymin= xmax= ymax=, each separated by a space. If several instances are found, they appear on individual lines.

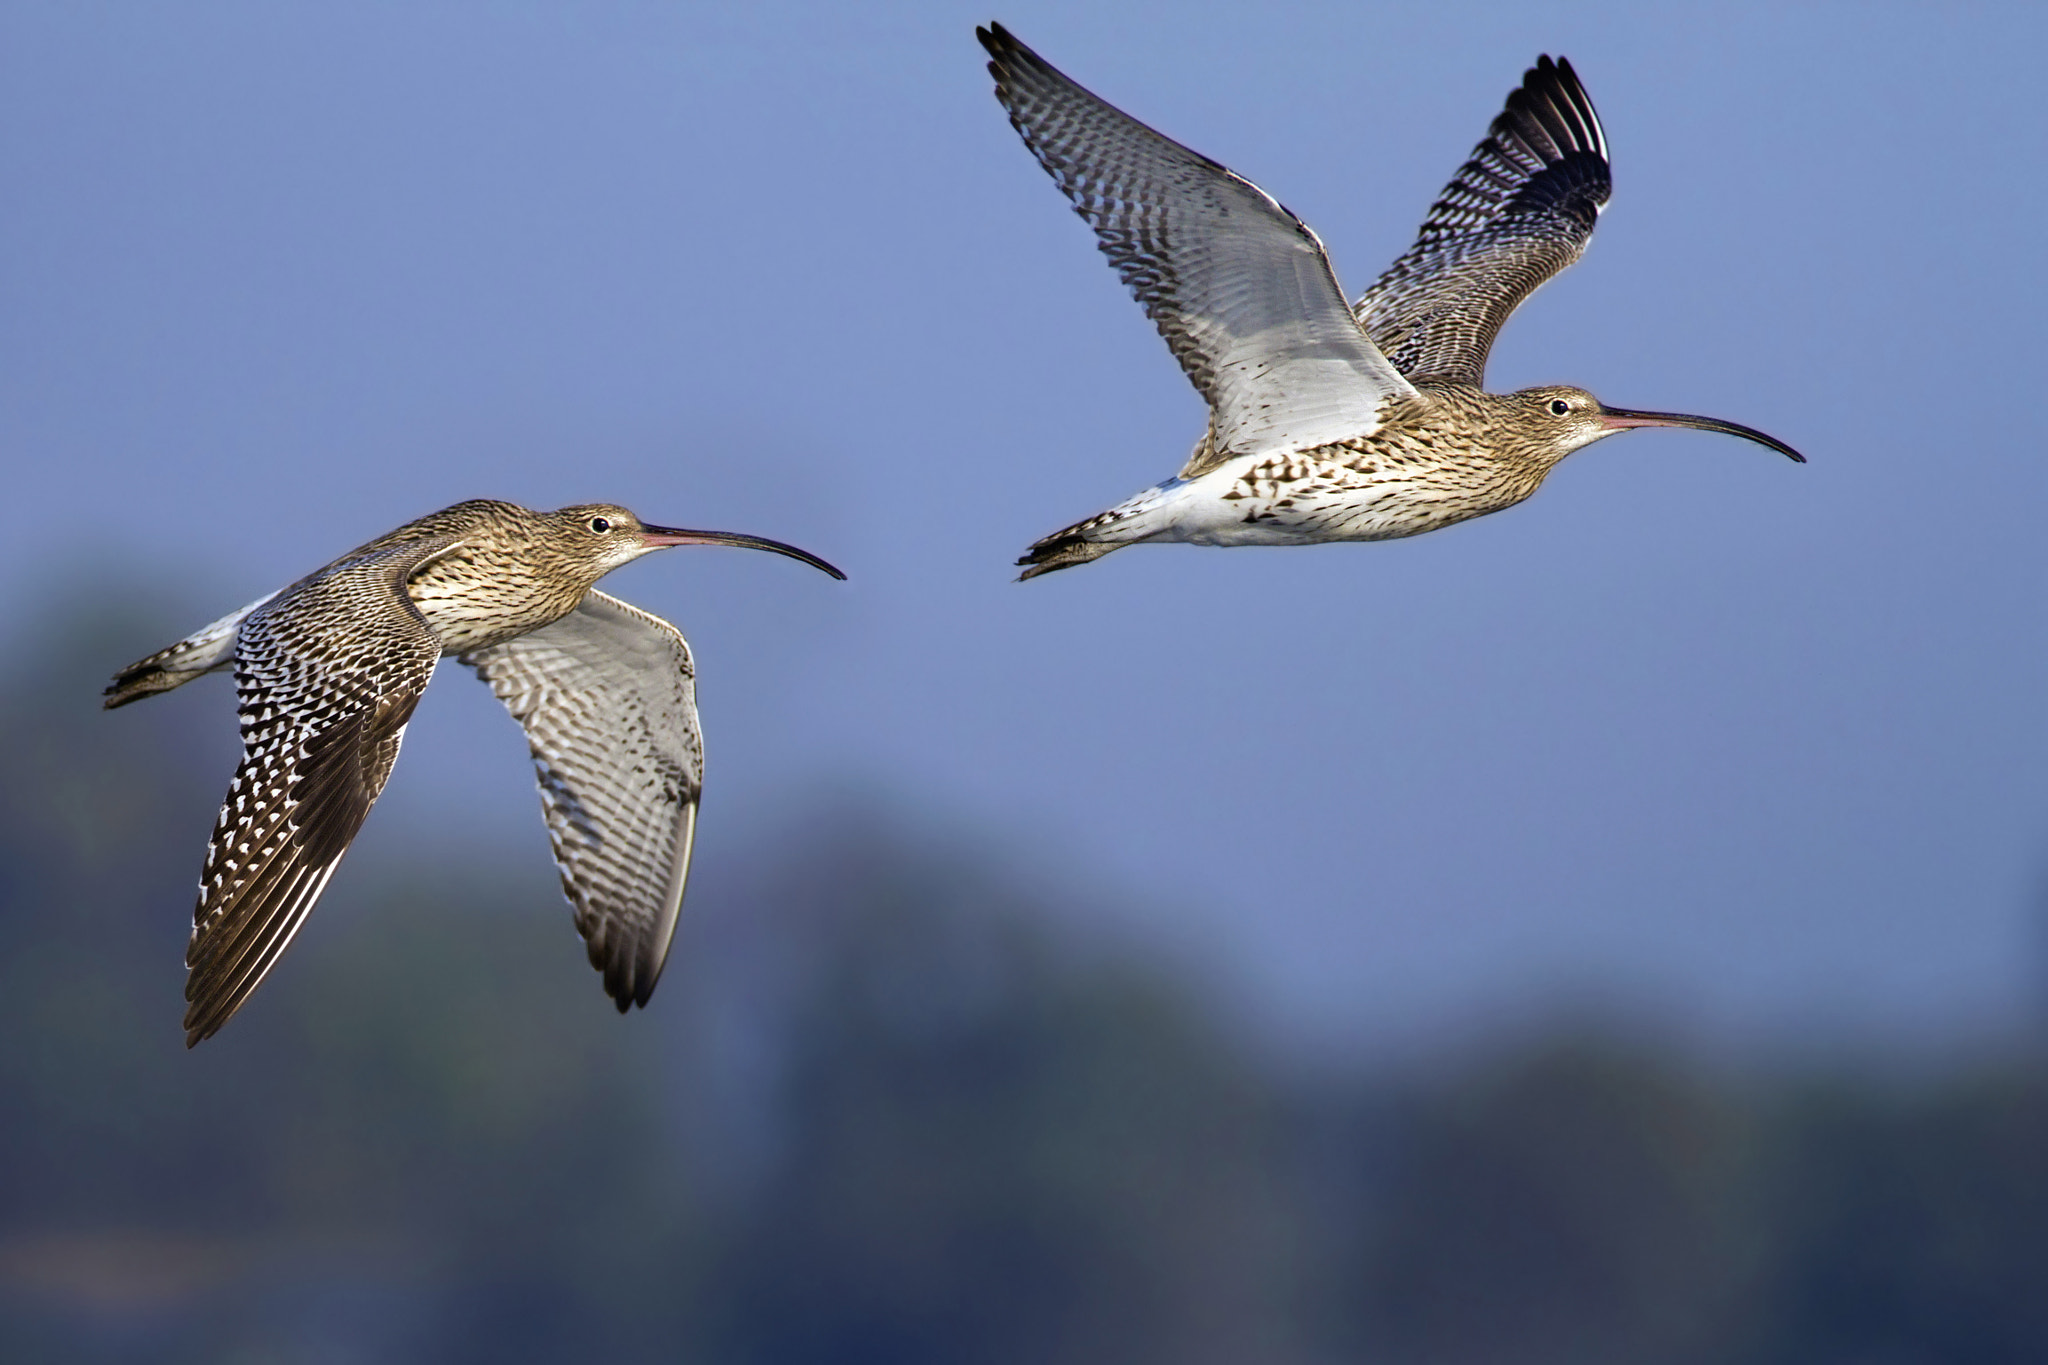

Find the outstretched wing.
xmin=184 ymin=536 xmax=458 ymax=1046
xmin=462 ymin=590 xmax=701 ymax=1012
xmin=980 ymin=23 xmax=1415 ymax=473
xmin=1355 ymin=55 xmax=1611 ymax=386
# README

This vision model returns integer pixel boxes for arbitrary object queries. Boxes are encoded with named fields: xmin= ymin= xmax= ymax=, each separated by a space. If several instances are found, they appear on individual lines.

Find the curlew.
xmin=978 ymin=24 xmax=1803 ymax=580
xmin=105 ymin=499 xmax=844 ymax=1045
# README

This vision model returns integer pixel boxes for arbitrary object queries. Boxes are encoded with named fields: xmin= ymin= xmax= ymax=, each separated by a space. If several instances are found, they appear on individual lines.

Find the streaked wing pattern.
xmin=184 ymin=536 xmax=458 ymax=1046
xmin=1355 ymin=56 xmax=1610 ymax=386
xmin=979 ymin=23 xmax=1415 ymax=468
xmin=462 ymin=590 xmax=702 ymax=1011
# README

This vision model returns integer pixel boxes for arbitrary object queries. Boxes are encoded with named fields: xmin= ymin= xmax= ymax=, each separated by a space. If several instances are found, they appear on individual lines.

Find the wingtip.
xmin=182 ymin=980 xmax=233 ymax=1045
xmin=181 ymin=1004 xmax=220 ymax=1048
xmin=596 ymin=943 xmax=668 ymax=1015
xmin=1526 ymin=53 xmax=1575 ymax=88
xmin=603 ymin=973 xmax=658 ymax=1014
xmin=1508 ymin=52 xmax=1605 ymax=163
xmin=627 ymin=956 xmax=664 ymax=1012
xmin=978 ymin=21 xmax=1044 ymax=84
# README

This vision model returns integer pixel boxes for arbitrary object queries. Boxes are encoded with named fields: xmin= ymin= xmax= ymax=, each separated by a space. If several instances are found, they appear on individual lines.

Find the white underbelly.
xmin=1153 ymin=467 xmax=1427 ymax=547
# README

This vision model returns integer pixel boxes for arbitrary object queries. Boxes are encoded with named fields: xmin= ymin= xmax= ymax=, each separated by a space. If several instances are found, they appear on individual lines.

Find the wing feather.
xmin=1355 ymin=56 xmax=1612 ymax=385
xmin=182 ymin=536 xmax=456 ymax=1046
xmin=462 ymin=590 xmax=702 ymax=1012
xmin=980 ymin=23 xmax=1415 ymax=469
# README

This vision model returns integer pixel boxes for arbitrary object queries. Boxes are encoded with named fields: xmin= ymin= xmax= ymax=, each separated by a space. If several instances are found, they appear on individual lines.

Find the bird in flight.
xmin=977 ymin=23 xmax=1803 ymax=580
xmin=105 ymin=500 xmax=844 ymax=1045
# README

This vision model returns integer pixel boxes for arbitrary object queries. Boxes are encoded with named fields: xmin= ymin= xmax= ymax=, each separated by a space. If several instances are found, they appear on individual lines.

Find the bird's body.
xmin=1037 ymin=387 xmax=1561 ymax=557
xmin=105 ymin=499 xmax=844 ymax=1045
xmin=977 ymin=25 xmax=1803 ymax=580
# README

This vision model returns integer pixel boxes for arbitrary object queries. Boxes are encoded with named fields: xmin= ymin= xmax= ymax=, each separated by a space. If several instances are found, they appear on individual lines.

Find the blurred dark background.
xmin=8 ymin=596 xmax=2048 ymax=1363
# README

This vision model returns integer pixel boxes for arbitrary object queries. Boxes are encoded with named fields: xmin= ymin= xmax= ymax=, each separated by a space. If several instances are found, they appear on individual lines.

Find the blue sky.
xmin=5 ymin=0 xmax=2046 ymax=1061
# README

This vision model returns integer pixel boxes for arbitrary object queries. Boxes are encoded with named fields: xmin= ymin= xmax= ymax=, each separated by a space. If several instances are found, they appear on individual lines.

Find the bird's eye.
xmin=588 ymin=516 xmax=612 ymax=534
xmin=1548 ymin=398 xmax=1572 ymax=416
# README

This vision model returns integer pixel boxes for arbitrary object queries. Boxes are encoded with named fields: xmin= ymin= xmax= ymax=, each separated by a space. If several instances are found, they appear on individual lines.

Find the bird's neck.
xmin=1412 ymin=382 xmax=1573 ymax=474
xmin=404 ymin=545 xmax=592 ymax=654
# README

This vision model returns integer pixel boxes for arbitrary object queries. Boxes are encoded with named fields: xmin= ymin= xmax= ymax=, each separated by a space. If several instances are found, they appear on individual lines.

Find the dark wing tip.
xmin=976 ymin=20 xmax=1018 ymax=58
xmin=976 ymin=21 xmax=1017 ymax=79
xmin=588 ymin=926 xmax=666 ymax=1014
xmin=1505 ymin=54 xmax=1608 ymax=166
xmin=598 ymin=962 xmax=657 ymax=1013
xmin=618 ymin=940 xmax=667 ymax=1012
xmin=978 ymin=22 xmax=1055 ymax=113
xmin=183 ymin=975 xmax=245 ymax=1046
xmin=1477 ymin=54 xmax=1611 ymax=231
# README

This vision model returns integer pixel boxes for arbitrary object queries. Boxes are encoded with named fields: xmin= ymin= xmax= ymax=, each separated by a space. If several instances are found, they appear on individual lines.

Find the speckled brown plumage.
xmin=106 ymin=500 xmax=844 ymax=1045
xmin=978 ymin=25 xmax=1803 ymax=581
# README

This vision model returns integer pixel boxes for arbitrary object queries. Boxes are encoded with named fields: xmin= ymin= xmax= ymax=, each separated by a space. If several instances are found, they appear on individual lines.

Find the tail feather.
xmin=103 ymin=592 xmax=278 ymax=709
xmin=1015 ymin=482 xmax=1182 ymax=581
xmin=1015 ymin=527 xmax=1121 ymax=581
xmin=104 ymin=658 xmax=204 ymax=709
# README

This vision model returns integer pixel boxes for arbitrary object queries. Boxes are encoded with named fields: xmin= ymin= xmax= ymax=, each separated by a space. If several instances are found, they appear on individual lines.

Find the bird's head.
xmin=1508 ymin=385 xmax=1804 ymax=467
xmin=543 ymin=504 xmax=847 ymax=586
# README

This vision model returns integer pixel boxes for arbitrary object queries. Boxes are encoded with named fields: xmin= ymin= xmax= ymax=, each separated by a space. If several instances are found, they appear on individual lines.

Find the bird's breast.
xmin=404 ymin=551 xmax=583 ymax=654
xmin=1195 ymin=430 xmax=1549 ymax=543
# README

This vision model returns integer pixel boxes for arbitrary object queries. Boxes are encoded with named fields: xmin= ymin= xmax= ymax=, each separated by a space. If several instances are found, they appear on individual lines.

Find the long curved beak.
xmin=1599 ymin=406 xmax=1805 ymax=463
xmin=640 ymin=525 xmax=847 ymax=579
